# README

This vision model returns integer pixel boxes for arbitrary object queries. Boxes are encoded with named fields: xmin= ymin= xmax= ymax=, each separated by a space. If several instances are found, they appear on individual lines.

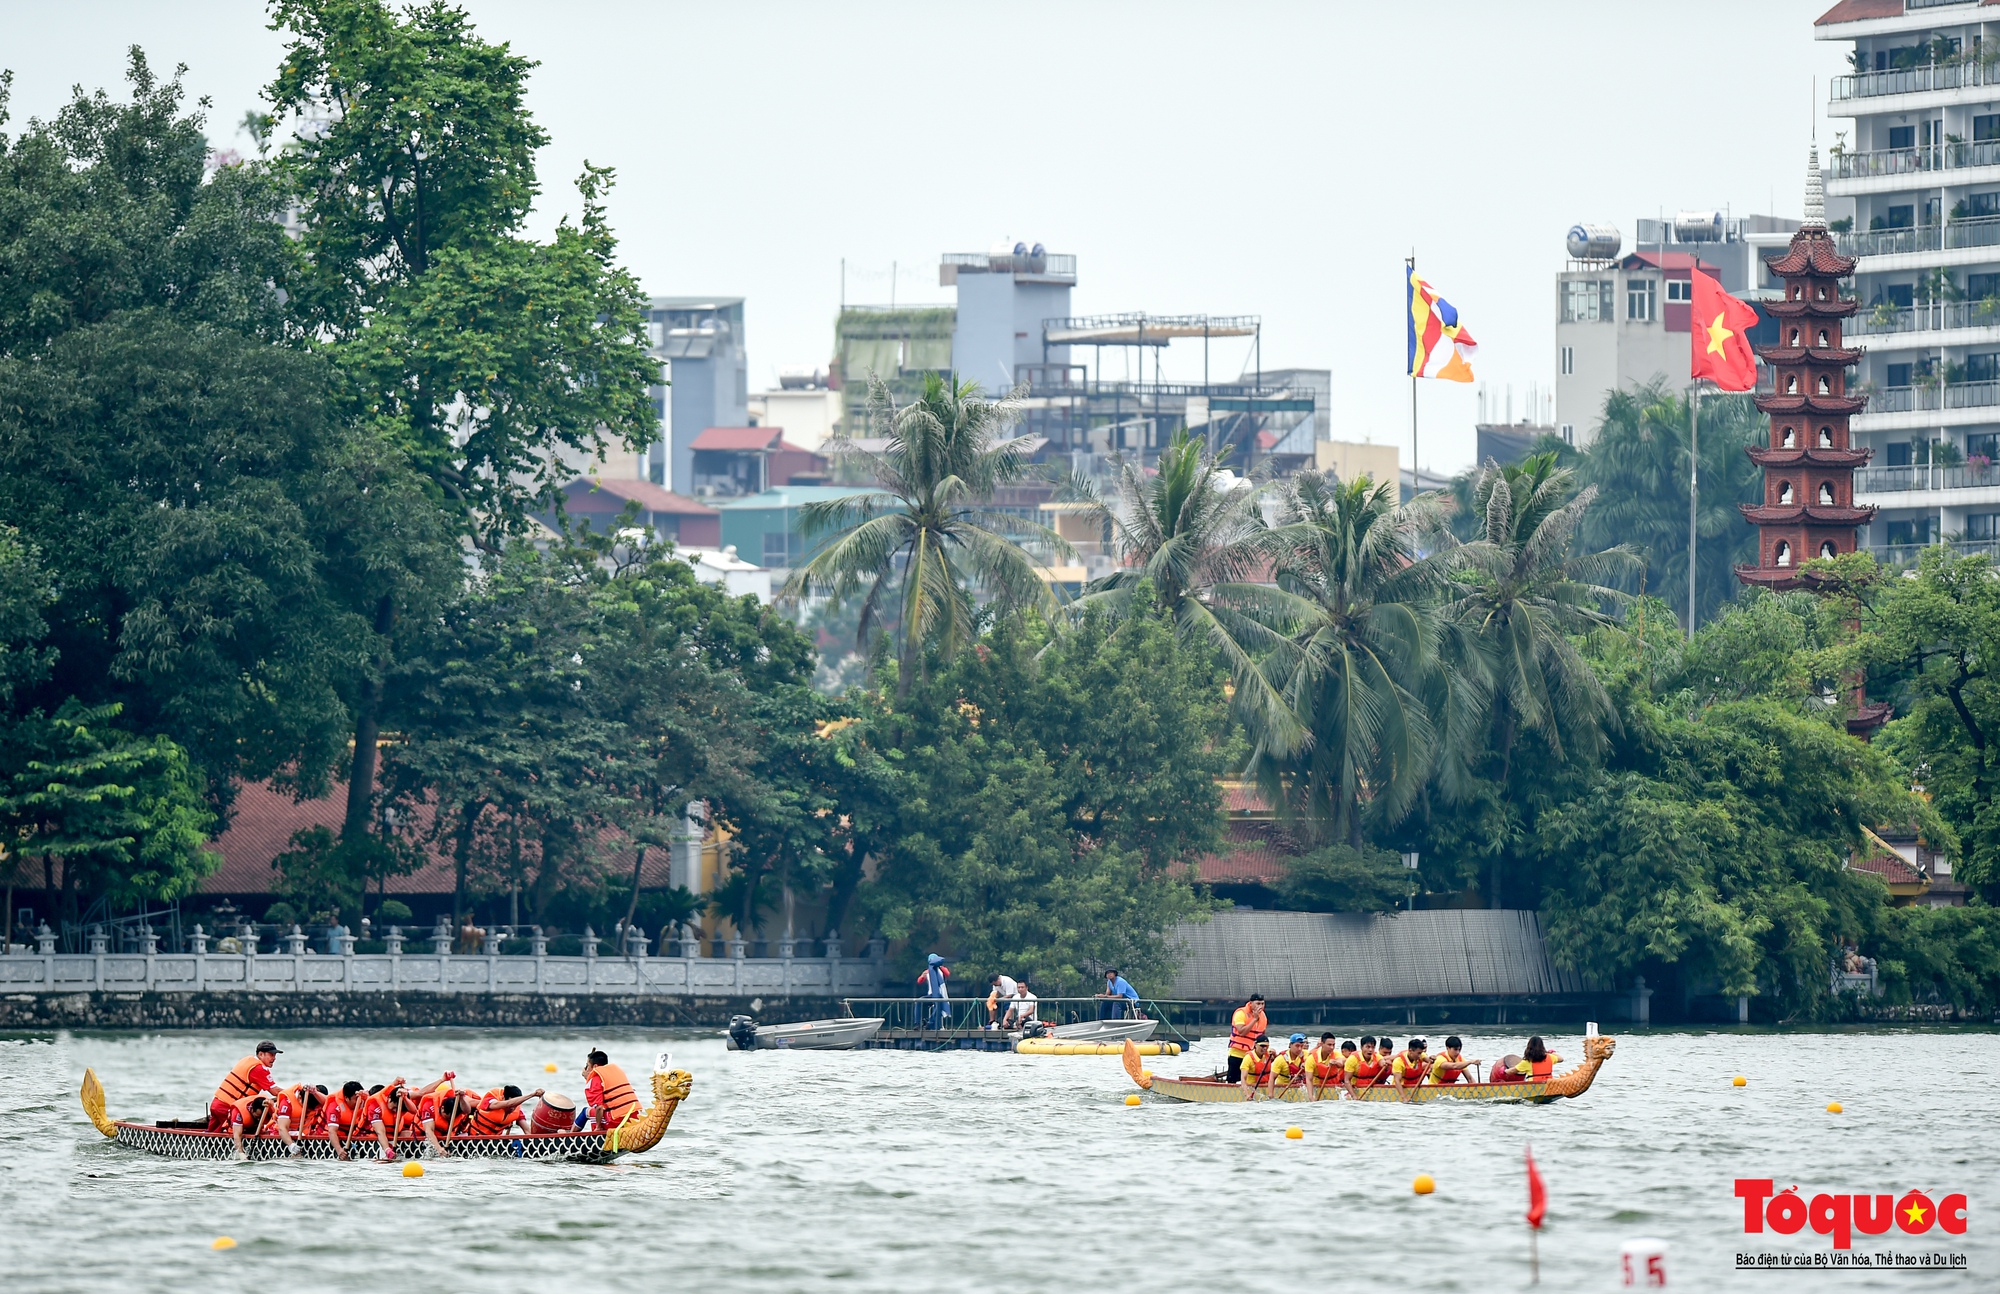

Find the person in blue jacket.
xmin=1099 ymin=968 xmax=1141 ymax=1020
xmin=918 ymin=953 xmax=951 ymax=1029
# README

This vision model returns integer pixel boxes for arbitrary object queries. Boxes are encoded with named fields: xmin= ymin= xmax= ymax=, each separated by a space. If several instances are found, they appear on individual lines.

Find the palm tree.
xmin=1215 ymin=471 xmax=1456 ymax=846
xmin=1450 ymin=452 xmax=1638 ymax=780
xmin=1060 ymin=428 xmax=1261 ymax=633
xmin=1576 ymin=380 xmax=1762 ymax=629
xmin=784 ymin=373 xmax=1064 ymax=696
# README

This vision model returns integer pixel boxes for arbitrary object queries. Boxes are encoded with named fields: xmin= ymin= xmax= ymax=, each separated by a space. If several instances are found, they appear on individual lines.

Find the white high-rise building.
xmin=1821 ymin=0 xmax=2000 ymax=561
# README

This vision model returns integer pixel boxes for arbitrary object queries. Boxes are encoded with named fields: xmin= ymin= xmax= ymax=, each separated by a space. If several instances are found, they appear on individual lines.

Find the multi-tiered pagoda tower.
xmin=1737 ymin=148 xmax=1875 ymax=589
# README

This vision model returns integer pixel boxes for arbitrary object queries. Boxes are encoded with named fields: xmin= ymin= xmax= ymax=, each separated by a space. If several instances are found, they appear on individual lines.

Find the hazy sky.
xmin=3 ymin=1 xmax=1853 ymax=474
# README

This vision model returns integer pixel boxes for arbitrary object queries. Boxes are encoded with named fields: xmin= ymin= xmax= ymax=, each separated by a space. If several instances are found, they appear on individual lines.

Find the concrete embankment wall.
xmin=0 ymin=992 xmax=836 ymax=1031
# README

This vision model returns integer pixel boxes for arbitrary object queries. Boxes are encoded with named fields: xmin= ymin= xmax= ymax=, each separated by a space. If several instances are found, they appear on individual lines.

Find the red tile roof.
xmin=1814 ymin=1 xmax=1920 ymax=24
xmin=570 ymin=477 xmax=718 ymax=516
xmin=1622 ymin=251 xmax=1718 ymax=274
xmin=1190 ymin=820 xmax=1302 ymax=885
xmin=691 ymin=426 xmax=786 ymax=452
xmin=1851 ymin=851 xmax=1923 ymax=886
xmin=1220 ymin=782 xmax=1273 ymax=815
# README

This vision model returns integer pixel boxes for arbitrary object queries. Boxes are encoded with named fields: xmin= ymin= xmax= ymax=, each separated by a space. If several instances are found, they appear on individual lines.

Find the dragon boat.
xmin=78 ymin=1056 xmax=694 ymax=1163
xmin=1121 ymin=1035 xmax=1615 ymax=1104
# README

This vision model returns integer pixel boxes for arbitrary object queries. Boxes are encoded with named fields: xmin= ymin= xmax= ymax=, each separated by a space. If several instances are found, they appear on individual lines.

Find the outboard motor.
xmin=1022 ymin=1020 xmax=1052 ymax=1040
xmin=727 ymin=1015 xmax=759 ymax=1052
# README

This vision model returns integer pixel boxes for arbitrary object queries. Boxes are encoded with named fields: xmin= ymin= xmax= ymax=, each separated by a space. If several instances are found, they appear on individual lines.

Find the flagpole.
xmin=1688 ymin=381 xmax=1701 ymax=638
xmin=1408 ymin=255 xmax=1418 ymax=497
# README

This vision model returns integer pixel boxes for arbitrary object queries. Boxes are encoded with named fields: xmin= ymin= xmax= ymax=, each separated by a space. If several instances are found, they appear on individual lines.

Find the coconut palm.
xmin=1215 ymin=471 xmax=1457 ymax=846
xmin=1450 ymin=452 xmax=1638 ymax=778
xmin=784 ymin=373 xmax=1065 ymax=696
xmin=1060 ymin=428 xmax=1261 ymax=631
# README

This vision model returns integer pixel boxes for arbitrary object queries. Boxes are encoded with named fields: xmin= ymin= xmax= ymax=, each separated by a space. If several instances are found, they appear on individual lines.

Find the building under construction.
xmin=831 ymin=247 xmax=1322 ymax=476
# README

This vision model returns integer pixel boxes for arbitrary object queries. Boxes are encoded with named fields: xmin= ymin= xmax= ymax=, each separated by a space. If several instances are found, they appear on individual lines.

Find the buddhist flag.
xmin=1526 ymin=1145 xmax=1548 ymax=1229
xmin=1690 ymin=267 xmax=1760 ymax=391
xmin=1408 ymin=266 xmax=1478 ymax=383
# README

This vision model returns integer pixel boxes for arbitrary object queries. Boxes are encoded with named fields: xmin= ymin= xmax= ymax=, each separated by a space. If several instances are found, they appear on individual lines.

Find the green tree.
xmin=1576 ymin=381 xmax=1763 ymax=629
xmin=1275 ymin=842 xmax=1413 ymax=913
xmin=1218 ymin=472 xmax=1454 ymax=845
xmin=266 ymin=0 xmax=661 ymax=838
xmin=788 ymin=374 xmax=1065 ymax=697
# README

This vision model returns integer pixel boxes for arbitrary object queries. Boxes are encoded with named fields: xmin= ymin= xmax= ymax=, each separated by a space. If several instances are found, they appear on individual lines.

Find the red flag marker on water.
xmin=1526 ymin=1144 xmax=1547 ymax=1283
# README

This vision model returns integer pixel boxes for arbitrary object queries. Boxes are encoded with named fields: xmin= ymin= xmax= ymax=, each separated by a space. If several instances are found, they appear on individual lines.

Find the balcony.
xmin=1838 ymin=214 xmax=2000 ymax=259
xmin=1862 ymin=379 xmax=2000 ymax=413
xmin=1855 ymin=461 xmax=2000 ymax=494
xmin=1850 ymin=299 xmax=2000 ymax=337
xmin=1865 ymin=538 xmax=2000 ymax=567
xmin=1831 ymin=56 xmax=2000 ymax=104
xmin=1828 ymin=138 xmax=2000 ymax=182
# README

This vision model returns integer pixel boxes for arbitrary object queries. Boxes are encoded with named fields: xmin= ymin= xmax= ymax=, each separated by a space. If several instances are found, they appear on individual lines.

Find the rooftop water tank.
xmin=1674 ymin=210 xmax=1725 ymax=242
xmin=1566 ymin=223 xmax=1621 ymax=261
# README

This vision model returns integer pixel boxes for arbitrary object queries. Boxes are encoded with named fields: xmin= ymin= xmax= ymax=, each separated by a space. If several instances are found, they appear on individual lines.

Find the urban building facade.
xmin=1818 ymin=0 xmax=2000 ymax=562
xmin=1554 ymin=216 xmax=1798 ymax=445
xmin=646 ymin=297 xmax=750 ymax=495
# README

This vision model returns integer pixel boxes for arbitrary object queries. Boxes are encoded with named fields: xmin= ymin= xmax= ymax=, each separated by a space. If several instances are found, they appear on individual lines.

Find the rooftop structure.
xmin=646 ymin=297 xmax=749 ymax=495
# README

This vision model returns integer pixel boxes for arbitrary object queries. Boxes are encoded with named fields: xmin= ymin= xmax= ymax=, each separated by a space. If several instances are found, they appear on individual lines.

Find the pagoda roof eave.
xmin=1739 ymin=502 xmax=1879 ymax=526
xmin=1736 ymin=564 xmax=1809 ymax=589
xmin=1762 ymin=299 xmax=1859 ymax=320
xmin=1745 ymin=446 xmax=1873 ymax=468
xmin=1755 ymin=345 xmax=1862 ymax=365
xmin=1754 ymin=393 xmax=1868 ymax=416
xmin=1765 ymin=234 xmax=1857 ymax=278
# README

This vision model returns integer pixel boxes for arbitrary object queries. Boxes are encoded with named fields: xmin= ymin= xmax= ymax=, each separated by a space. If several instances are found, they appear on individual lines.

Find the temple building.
xmin=1738 ymin=148 xmax=1877 ymax=587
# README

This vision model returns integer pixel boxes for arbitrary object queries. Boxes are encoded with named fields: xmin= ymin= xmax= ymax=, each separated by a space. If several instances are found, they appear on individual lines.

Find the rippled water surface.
xmin=3 ymin=1026 xmax=1993 ymax=1291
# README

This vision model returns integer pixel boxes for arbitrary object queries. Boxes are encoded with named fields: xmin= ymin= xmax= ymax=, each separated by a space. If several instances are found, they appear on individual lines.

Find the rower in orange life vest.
xmin=1391 ymin=1038 xmax=1430 ymax=1097
xmin=407 ymin=1073 xmax=462 ymax=1158
xmin=1224 ymin=993 xmax=1267 ymax=1085
xmin=209 ymin=1040 xmax=298 ymax=1160
xmin=1269 ymin=1033 xmax=1312 ymax=1094
xmin=1237 ymin=1034 xmax=1276 ymax=1094
xmin=1428 ymin=1036 xmax=1482 ymax=1085
xmin=1345 ymin=1035 xmax=1390 ymax=1091
xmin=1506 ymin=1036 xmax=1562 ymax=1080
xmin=581 ymin=1049 xmax=641 ymax=1132
xmin=466 ymin=1085 xmax=545 ymax=1136
xmin=321 ymin=1081 xmax=375 ymax=1161
xmin=1304 ymin=1033 xmax=1344 ymax=1098
xmin=267 ymin=1082 xmax=328 ymax=1148
xmin=355 ymin=1078 xmax=408 ymax=1161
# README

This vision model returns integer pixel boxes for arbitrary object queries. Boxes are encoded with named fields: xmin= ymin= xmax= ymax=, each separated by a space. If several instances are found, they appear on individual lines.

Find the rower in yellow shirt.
xmin=1269 ymin=1033 xmax=1311 ymax=1096
xmin=1304 ymin=1032 xmax=1345 ymax=1100
xmin=1391 ymin=1037 xmax=1431 ymax=1099
xmin=1428 ymin=1035 xmax=1482 ymax=1085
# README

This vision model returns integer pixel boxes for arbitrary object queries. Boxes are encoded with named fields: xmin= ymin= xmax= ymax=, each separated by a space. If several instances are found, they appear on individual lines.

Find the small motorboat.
xmin=726 ymin=1014 xmax=885 ymax=1050
xmin=1047 ymin=1017 xmax=1158 ymax=1044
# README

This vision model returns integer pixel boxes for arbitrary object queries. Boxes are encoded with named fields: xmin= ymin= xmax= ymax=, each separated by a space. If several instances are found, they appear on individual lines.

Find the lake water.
xmin=3 ymin=1026 xmax=1993 ymax=1291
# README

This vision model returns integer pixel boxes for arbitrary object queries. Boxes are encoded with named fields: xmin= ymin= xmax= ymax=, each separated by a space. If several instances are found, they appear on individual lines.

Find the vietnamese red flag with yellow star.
xmin=1690 ymin=267 xmax=1760 ymax=391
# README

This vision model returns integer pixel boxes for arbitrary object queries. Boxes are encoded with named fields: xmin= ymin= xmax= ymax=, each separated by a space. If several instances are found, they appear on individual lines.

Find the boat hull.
xmin=1140 ymin=1076 xmax=1558 ymax=1104
xmin=1017 ymin=1040 xmax=1181 ymax=1056
xmin=1048 ymin=1019 xmax=1158 ymax=1044
xmin=730 ymin=1016 xmax=886 ymax=1050
xmin=108 ymin=1122 xmax=627 ymax=1162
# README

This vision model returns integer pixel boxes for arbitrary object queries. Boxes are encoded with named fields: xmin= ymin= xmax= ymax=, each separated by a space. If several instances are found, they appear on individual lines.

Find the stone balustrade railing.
xmin=0 ymin=921 xmax=886 ymax=997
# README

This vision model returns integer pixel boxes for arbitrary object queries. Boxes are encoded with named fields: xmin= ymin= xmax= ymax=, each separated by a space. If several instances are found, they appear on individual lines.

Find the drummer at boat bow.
xmin=1506 ymin=1036 xmax=1561 ymax=1080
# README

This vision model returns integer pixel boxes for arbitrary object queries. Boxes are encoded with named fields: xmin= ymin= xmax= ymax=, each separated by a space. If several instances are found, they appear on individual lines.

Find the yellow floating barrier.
xmin=1016 ymin=1039 xmax=1182 ymax=1056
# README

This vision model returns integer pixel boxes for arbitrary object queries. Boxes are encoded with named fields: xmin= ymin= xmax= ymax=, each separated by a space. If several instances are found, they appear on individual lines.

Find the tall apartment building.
xmin=1819 ymin=0 xmax=2000 ymax=560
xmin=646 ymin=297 xmax=749 ymax=495
xmin=1554 ymin=215 xmax=1799 ymax=446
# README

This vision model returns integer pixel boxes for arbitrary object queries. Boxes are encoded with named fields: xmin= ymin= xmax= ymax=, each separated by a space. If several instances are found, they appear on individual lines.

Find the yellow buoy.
xmin=1413 ymin=1174 xmax=1436 ymax=1195
xmin=1827 ymin=1101 xmax=1844 ymax=1114
xmin=1732 ymin=1075 xmax=1747 ymax=1087
xmin=544 ymin=1063 xmax=558 ymax=1072
xmin=211 ymin=1237 xmax=236 ymax=1251
xmin=1284 ymin=1126 xmax=1303 ymax=1140
xmin=402 ymin=1161 xmax=424 ymax=1178
xmin=1123 ymin=1093 xmax=1143 ymax=1106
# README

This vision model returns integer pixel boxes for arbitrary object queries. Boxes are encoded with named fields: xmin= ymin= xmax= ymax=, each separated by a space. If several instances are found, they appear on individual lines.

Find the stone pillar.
xmin=682 ymin=921 xmax=701 ymax=958
xmin=139 ymin=926 xmax=160 ymax=955
xmin=728 ymin=936 xmax=746 ymax=960
xmin=35 ymin=922 xmax=56 ymax=955
xmin=335 ymin=926 xmax=357 ymax=958
xmin=384 ymin=925 xmax=404 ymax=957
xmin=284 ymin=924 xmax=308 ymax=957
xmin=238 ymin=920 xmax=258 ymax=954
xmin=189 ymin=923 xmax=207 ymax=991
xmin=823 ymin=930 xmax=843 ymax=960
xmin=1629 ymin=975 xmax=1653 ymax=1026
xmin=1735 ymin=993 xmax=1750 ymax=1024
xmin=87 ymin=925 xmax=109 ymax=956
xmin=530 ymin=925 xmax=548 ymax=957
xmin=481 ymin=928 xmax=504 ymax=956
xmin=581 ymin=925 xmax=600 ymax=958
xmin=430 ymin=918 xmax=453 ymax=958
xmin=627 ymin=926 xmax=649 ymax=959
xmin=189 ymin=924 xmax=209 ymax=956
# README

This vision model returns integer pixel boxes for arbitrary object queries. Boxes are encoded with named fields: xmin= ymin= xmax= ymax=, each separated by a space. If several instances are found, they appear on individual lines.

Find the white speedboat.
xmin=1048 ymin=1017 xmax=1158 ymax=1044
xmin=726 ymin=1015 xmax=885 ymax=1050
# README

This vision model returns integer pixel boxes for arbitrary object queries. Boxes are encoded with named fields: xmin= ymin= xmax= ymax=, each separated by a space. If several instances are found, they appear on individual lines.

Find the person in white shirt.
xmin=1004 ymin=981 xmax=1038 ymax=1030
xmin=985 ymin=973 xmax=1020 ymax=1029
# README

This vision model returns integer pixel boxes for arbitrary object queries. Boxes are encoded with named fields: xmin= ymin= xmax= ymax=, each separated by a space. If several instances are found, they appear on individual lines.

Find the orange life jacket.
xmin=1307 ymin=1049 xmax=1343 ymax=1083
xmin=1351 ymin=1051 xmax=1388 ymax=1086
xmin=212 ymin=1056 xmax=270 ymax=1106
xmin=265 ymin=1084 xmax=304 ymax=1133
xmin=1528 ymin=1054 xmax=1556 ymax=1080
xmin=1242 ymin=1051 xmax=1276 ymax=1086
xmin=1431 ymin=1056 xmax=1472 ymax=1084
xmin=592 ymin=1063 xmax=640 ymax=1127
xmin=1227 ymin=1003 xmax=1267 ymax=1056
xmin=1397 ymin=1052 xmax=1429 ymax=1085
xmin=468 ymin=1088 xmax=515 ymax=1135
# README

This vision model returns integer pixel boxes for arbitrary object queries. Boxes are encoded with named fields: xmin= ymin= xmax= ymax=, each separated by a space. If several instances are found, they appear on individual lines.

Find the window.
xmin=1820 ymin=541 xmax=1839 ymax=559
xmin=1885 ymin=204 xmax=1915 ymax=229
xmin=1977 ymin=115 xmax=2000 ymax=144
xmin=1970 ymin=352 xmax=2000 ymax=384
xmin=1887 ymin=441 xmax=1911 ymax=467
xmin=1562 ymin=279 xmax=1613 ymax=323
xmin=1776 ymin=541 xmax=1793 ymax=567
xmin=1886 ymin=362 xmax=1913 ymax=387
xmin=1887 ymin=518 xmax=1936 ymax=546
xmin=1788 ymin=327 xmax=1801 ymax=347
xmin=1969 ymin=432 xmax=1999 ymax=459
xmin=761 ymin=531 xmax=793 ymax=567
xmin=1889 ymin=125 xmax=1916 ymax=150
xmin=1627 ymin=278 xmax=1656 ymax=322
xmin=1817 ymin=375 xmax=1832 ymax=394
xmin=1971 ymin=273 xmax=2000 ymax=302
xmin=1778 ymin=481 xmax=1795 ymax=505
xmin=1781 ymin=426 xmax=1797 ymax=448
xmin=1665 ymin=278 xmax=1693 ymax=304
xmin=1882 ymin=284 xmax=1914 ymax=310
xmin=1819 ymin=426 xmax=1835 ymax=448
xmin=1818 ymin=329 xmax=1831 ymax=347
xmin=1560 ymin=345 xmax=1574 ymax=376
xmin=1819 ymin=482 xmax=1837 ymax=505
xmin=1969 ymin=512 xmax=2000 ymax=539
xmin=1560 ymin=424 xmax=1574 ymax=445
xmin=1970 ymin=193 xmax=2000 ymax=220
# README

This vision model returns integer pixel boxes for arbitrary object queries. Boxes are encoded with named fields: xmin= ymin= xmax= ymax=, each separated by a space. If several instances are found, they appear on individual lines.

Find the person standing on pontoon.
xmin=918 ymin=953 xmax=952 ymax=1029
xmin=1098 ymin=969 xmax=1142 ymax=1020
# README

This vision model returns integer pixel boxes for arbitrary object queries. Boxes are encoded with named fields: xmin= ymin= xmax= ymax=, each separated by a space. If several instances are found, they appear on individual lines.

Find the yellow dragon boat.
xmin=79 ymin=1056 xmax=694 ymax=1163
xmin=1121 ymin=1035 xmax=1615 ymax=1104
